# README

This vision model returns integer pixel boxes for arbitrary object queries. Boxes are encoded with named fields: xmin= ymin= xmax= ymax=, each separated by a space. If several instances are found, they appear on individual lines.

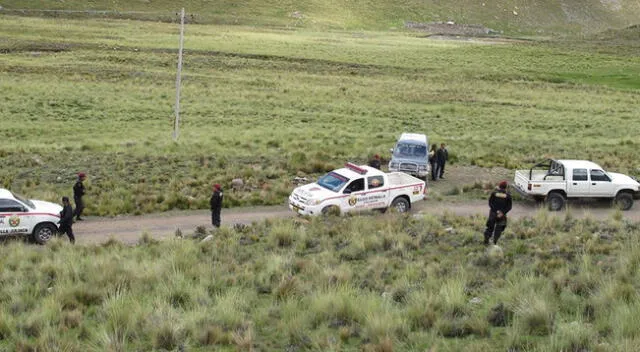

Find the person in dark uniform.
xmin=73 ymin=172 xmax=86 ymax=221
xmin=435 ymin=143 xmax=449 ymax=179
xmin=210 ymin=184 xmax=223 ymax=228
xmin=368 ymin=154 xmax=381 ymax=170
xmin=484 ymin=181 xmax=512 ymax=245
xmin=59 ymin=196 xmax=75 ymax=244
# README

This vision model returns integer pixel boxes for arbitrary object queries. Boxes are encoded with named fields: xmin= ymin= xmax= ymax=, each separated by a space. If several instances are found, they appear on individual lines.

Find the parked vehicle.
xmin=388 ymin=133 xmax=430 ymax=180
xmin=0 ymin=188 xmax=62 ymax=244
xmin=513 ymin=159 xmax=640 ymax=211
xmin=289 ymin=162 xmax=426 ymax=216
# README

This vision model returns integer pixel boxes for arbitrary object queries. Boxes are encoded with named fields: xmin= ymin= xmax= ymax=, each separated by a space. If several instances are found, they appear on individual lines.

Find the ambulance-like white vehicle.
xmin=289 ymin=163 xmax=426 ymax=216
xmin=0 ymin=188 xmax=62 ymax=244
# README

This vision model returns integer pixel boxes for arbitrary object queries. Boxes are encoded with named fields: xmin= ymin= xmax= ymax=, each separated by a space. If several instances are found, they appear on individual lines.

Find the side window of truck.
xmin=367 ymin=176 xmax=384 ymax=190
xmin=573 ymin=169 xmax=588 ymax=181
xmin=590 ymin=170 xmax=611 ymax=182
xmin=344 ymin=178 xmax=365 ymax=194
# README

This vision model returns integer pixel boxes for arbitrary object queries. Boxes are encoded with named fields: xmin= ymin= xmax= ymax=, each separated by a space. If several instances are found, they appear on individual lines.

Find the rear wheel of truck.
xmin=546 ymin=192 xmax=565 ymax=211
xmin=391 ymin=197 xmax=410 ymax=213
xmin=32 ymin=223 xmax=56 ymax=245
xmin=614 ymin=192 xmax=634 ymax=211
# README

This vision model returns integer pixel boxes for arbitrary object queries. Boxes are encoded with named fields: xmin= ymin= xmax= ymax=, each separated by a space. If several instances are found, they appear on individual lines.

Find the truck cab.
xmin=289 ymin=162 xmax=426 ymax=216
xmin=388 ymin=133 xmax=430 ymax=180
xmin=514 ymin=159 xmax=640 ymax=211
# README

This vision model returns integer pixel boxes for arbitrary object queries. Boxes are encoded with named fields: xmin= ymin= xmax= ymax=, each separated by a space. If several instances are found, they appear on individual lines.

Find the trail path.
xmin=74 ymin=200 xmax=640 ymax=245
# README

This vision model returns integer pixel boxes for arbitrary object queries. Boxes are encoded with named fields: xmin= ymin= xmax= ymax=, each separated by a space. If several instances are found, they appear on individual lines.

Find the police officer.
xmin=59 ymin=196 xmax=75 ymax=244
xmin=73 ymin=172 xmax=86 ymax=221
xmin=484 ymin=180 xmax=512 ymax=245
xmin=210 ymin=184 xmax=223 ymax=228
xmin=368 ymin=154 xmax=381 ymax=170
xmin=435 ymin=143 xmax=448 ymax=179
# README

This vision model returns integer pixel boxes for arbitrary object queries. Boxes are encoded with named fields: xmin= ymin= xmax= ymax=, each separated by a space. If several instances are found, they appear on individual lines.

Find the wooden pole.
xmin=173 ymin=8 xmax=185 ymax=141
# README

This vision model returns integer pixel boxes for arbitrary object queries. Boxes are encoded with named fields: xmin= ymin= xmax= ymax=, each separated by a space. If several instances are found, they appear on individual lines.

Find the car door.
xmin=0 ymin=199 xmax=31 ymax=235
xmin=589 ymin=169 xmax=614 ymax=197
xmin=341 ymin=178 xmax=366 ymax=213
xmin=567 ymin=168 xmax=589 ymax=197
xmin=362 ymin=175 xmax=389 ymax=210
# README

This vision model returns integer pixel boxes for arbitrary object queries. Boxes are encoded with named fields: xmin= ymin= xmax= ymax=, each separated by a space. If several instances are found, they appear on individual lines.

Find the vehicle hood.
xmin=609 ymin=173 xmax=640 ymax=188
xmin=293 ymin=183 xmax=337 ymax=201
xmin=31 ymin=200 xmax=63 ymax=215
xmin=390 ymin=156 xmax=428 ymax=165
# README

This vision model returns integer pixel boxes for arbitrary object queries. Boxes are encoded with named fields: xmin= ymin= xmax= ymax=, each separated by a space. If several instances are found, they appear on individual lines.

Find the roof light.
xmin=345 ymin=162 xmax=368 ymax=175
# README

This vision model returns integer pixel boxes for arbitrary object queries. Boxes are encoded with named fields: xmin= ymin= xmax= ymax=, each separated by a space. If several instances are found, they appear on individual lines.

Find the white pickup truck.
xmin=513 ymin=159 xmax=640 ymax=211
xmin=0 ymin=188 xmax=62 ymax=244
xmin=289 ymin=163 xmax=426 ymax=216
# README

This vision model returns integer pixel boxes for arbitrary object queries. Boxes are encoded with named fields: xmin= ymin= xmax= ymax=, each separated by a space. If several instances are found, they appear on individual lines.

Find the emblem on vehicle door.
xmin=8 ymin=216 xmax=20 ymax=227
xmin=348 ymin=196 xmax=357 ymax=206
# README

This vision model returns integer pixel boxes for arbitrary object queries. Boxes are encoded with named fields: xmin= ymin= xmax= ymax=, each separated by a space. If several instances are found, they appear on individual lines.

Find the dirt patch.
xmin=405 ymin=21 xmax=497 ymax=36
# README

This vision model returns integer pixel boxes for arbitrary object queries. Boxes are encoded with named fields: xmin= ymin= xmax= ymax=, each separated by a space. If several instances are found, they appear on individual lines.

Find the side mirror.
xmin=21 ymin=207 xmax=28 ymax=213
xmin=343 ymin=189 xmax=352 ymax=194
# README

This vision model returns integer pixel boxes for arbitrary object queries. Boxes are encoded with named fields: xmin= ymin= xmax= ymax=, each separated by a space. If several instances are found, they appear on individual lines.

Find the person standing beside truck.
xmin=73 ymin=172 xmax=86 ymax=221
xmin=368 ymin=154 xmax=382 ymax=170
xmin=435 ymin=143 xmax=448 ymax=179
xmin=428 ymin=144 xmax=437 ymax=181
xmin=58 ymin=196 xmax=75 ymax=244
xmin=210 ymin=184 xmax=223 ymax=228
xmin=484 ymin=181 xmax=512 ymax=245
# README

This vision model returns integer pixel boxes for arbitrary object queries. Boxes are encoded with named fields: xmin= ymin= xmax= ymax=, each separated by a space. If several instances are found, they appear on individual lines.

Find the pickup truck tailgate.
xmin=514 ymin=170 xmax=530 ymax=194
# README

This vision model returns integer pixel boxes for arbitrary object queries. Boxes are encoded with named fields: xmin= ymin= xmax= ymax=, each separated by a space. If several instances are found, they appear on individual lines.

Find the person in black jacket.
xmin=59 ymin=196 xmax=75 ymax=244
xmin=210 ymin=184 xmax=223 ymax=228
xmin=428 ymin=144 xmax=437 ymax=181
xmin=368 ymin=154 xmax=381 ymax=170
xmin=435 ymin=143 xmax=448 ymax=179
xmin=484 ymin=181 xmax=512 ymax=245
xmin=73 ymin=172 xmax=86 ymax=221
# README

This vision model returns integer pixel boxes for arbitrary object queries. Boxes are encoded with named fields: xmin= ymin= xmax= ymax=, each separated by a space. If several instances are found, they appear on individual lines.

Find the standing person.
xmin=428 ymin=144 xmax=437 ymax=181
xmin=435 ymin=143 xmax=449 ymax=179
xmin=73 ymin=172 xmax=86 ymax=221
xmin=59 ymin=196 xmax=75 ymax=244
xmin=210 ymin=184 xmax=223 ymax=228
xmin=484 ymin=181 xmax=512 ymax=245
xmin=368 ymin=154 xmax=381 ymax=170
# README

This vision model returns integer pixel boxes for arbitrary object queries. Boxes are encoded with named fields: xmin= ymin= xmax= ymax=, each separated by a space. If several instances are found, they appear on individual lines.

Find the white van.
xmin=388 ymin=133 xmax=430 ymax=180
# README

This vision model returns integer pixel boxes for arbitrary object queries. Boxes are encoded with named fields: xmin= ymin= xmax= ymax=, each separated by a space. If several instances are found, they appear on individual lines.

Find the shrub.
xmin=513 ymin=296 xmax=556 ymax=336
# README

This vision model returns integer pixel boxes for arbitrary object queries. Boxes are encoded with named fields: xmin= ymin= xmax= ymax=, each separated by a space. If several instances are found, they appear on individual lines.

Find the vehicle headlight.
xmin=389 ymin=162 xmax=398 ymax=169
xmin=418 ymin=165 xmax=427 ymax=171
xmin=307 ymin=199 xmax=321 ymax=205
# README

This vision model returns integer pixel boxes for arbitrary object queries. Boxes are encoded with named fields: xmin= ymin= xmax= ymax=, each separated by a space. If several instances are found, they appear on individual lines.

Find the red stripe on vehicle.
xmin=0 ymin=213 xmax=60 ymax=218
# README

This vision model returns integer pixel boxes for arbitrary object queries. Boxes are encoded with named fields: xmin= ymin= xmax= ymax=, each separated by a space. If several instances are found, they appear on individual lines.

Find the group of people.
xmin=428 ymin=143 xmax=449 ymax=181
xmin=57 ymin=172 xmax=87 ymax=244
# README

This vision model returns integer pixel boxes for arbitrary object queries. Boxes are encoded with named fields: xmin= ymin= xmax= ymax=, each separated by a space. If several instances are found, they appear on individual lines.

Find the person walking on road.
xmin=435 ymin=143 xmax=449 ymax=179
xmin=59 ymin=196 xmax=75 ymax=244
xmin=428 ymin=144 xmax=437 ymax=181
xmin=73 ymin=172 xmax=86 ymax=221
xmin=484 ymin=180 xmax=512 ymax=245
xmin=368 ymin=154 xmax=382 ymax=170
xmin=210 ymin=184 xmax=224 ymax=228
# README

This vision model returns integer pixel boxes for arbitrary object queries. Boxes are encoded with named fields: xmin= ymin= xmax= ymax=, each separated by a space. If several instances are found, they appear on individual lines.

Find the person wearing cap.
xmin=368 ymin=154 xmax=381 ymax=170
xmin=210 ymin=184 xmax=224 ymax=228
xmin=484 ymin=180 xmax=512 ymax=245
xmin=59 ymin=196 xmax=75 ymax=244
xmin=73 ymin=172 xmax=86 ymax=221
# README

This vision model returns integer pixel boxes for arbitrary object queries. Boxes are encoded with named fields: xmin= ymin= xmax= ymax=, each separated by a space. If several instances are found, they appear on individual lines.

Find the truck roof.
xmin=0 ymin=188 xmax=13 ymax=198
xmin=399 ymin=133 xmax=427 ymax=144
xmin=333 ymin=164 xmax=385 ymax=179
xmin=557 ymin=160 xmax=603 ymax=170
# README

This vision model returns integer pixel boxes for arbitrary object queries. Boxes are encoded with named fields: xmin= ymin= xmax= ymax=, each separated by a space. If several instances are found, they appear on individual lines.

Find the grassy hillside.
xmin=2 ymin=0 xmax=640 ymax=34
xmin=0 ymin=16 xmax=639 ymax=215
xmin=1 ymin=213 xmax=640 ymax=350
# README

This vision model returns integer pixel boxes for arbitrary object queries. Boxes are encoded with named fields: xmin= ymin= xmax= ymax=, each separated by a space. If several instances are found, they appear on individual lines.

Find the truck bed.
xmin=514 ymin=170 xmax=565 ymax=196
xmin=387 ymin=172 xmax=424 ymax=186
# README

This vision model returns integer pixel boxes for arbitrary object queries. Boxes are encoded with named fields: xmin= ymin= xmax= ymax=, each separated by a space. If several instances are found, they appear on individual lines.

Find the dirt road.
xmin=74 ymin=199 xmax=640 ymax=245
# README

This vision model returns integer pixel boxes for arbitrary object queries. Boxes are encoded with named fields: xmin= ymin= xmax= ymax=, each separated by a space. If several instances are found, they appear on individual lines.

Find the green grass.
xmin=0 ymin=16 xmax=639 ymax=215
xmin=1 ymin=212 xmax=640 ymax=350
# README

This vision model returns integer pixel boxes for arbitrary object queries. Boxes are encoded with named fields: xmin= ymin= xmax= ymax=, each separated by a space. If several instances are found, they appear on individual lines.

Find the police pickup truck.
xmin=513 ymin=159 xmax=640 ymax=211
xmin=289 ymin=162 xmax=426 ymax=216
xmin=0 ymin=188 xmax=62 ymax=244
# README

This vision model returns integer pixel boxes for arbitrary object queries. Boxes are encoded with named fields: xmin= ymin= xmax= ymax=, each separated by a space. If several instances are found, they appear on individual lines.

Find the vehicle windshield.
xmin=317 ymin=172 xmax=349 ymax=192
xmin=393 ymin=143 xmax=427 ymax=159
xmin=12 ymin=192 xmax=35 ymax=209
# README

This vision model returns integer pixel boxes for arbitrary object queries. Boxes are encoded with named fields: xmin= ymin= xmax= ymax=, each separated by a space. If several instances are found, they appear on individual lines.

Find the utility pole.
xmin=173 ymin=8 xmax=185 ymax=141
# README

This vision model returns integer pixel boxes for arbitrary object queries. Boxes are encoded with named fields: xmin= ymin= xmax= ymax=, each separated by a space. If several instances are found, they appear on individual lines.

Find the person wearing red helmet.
xmin=210 ymin=183 xmax=224 ymax=228
xmin=484 ymin=180 xmax=512 ymax=245
xmin=73 ymin=172 xmax=87 ymax=221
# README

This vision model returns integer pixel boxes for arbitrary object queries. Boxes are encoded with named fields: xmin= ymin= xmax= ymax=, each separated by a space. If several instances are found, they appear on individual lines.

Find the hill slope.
xmin=1 ymin=0 xmax=640 ymax=34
